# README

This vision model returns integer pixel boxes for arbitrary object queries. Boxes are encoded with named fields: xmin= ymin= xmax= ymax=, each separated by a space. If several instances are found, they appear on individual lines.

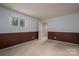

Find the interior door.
xmin=42 ymin=23 xmax=48 ymax=40
xmin=38 ymin=22 xmax=48 ymax=40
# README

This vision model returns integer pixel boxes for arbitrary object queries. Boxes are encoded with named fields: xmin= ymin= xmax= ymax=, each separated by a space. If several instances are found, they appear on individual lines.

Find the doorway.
xmin=38 ymin=22 xmax=48 ymax=41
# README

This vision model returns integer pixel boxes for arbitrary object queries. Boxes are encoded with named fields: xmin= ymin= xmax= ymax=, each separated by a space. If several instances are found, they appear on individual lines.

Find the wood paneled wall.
xmin=0 ymin=32 xmax=38 ymax=49
xmin=48 ymin=32 xmax=79 ymax=44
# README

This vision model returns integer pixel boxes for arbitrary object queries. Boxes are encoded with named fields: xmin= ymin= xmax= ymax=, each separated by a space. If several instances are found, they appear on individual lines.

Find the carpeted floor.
xmin=0 ymin=39 xmax=79 ymax=56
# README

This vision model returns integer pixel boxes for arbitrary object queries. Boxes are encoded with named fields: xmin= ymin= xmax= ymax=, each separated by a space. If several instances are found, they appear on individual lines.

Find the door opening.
xmin=38 ymin=22 xmax=48 ymax=41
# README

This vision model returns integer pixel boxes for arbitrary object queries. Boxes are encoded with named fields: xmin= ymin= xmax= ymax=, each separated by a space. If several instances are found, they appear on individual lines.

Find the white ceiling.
xmin=1 ymin=3 xmax=79 ymax=20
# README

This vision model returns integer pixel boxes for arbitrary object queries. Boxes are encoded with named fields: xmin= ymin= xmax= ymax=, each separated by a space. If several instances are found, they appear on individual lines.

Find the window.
xmin=20 ymin=19 xmax=25 ymax=27
xmin=11 ymin=16 xmax=25 ymax=28
xmin=11 ymin=17 xmax=18 ymax=26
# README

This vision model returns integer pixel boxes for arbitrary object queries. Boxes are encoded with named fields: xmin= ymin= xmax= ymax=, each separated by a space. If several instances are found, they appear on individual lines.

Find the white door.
xmin=38 ymin=22 xmax=43 ymax=40
xmin=38 ymin=22 xmax=48 ymax=40
xmin=42 ymin=23 xmax=48 ymax=40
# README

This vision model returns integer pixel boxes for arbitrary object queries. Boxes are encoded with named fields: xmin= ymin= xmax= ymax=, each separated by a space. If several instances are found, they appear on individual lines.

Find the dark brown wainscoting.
xmin=0 ymin=32 xmax=38 ymax=49
xmin=48 ymin=32 xmax=79 ymax=44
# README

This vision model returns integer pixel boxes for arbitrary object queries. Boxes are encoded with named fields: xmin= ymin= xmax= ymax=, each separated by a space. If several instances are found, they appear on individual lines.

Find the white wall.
xmin=46 ymin=13 xmax=79 ymax=33
xmin=0 ymin=6 xmax=39 ymax=33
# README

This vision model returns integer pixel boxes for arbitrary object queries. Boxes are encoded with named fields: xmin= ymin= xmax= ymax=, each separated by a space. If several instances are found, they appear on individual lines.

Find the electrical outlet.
xmin=32 ymin=36 xmax=34 ymax=39
xmin=53 ymin=37 xmax=56 ymax=39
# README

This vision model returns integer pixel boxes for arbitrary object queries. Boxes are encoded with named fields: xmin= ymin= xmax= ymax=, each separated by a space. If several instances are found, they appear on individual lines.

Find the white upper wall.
xmin=46 ymin=13 xmax=79 ymax=33
xmin=0 ymin=6 xmax=39 ymax=33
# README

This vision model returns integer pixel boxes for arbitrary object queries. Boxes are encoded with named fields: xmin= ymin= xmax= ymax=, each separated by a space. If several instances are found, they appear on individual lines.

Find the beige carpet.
xmin=0 ymin=39 xmax=79 ymax=56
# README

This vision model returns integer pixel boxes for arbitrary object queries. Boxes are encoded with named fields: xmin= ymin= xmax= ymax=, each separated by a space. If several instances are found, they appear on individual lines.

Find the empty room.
xmin=0 ymin=3 xmax=79 ymax=56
